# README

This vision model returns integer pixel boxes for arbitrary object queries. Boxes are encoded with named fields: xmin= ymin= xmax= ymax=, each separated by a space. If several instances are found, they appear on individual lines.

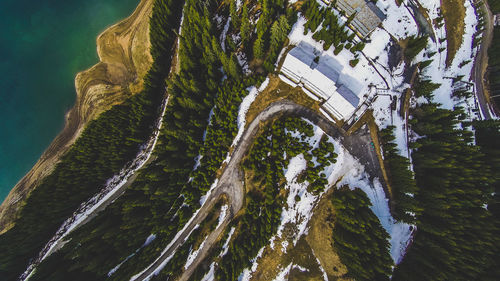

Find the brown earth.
xmin=0 ymin=0 xmax=155 ymax=234
xmin=441 ymin=0 xmax=466 ymax=66
xmin=306 ymin=187 xmax=352 ymax=281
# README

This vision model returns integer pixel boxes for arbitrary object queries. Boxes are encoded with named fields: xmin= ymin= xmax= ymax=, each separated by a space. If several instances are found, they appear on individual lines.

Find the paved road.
xmin=134 ymin=100 xmax=384 ymax=281
xmin=473 ymin=0 xmax=494 ymax=119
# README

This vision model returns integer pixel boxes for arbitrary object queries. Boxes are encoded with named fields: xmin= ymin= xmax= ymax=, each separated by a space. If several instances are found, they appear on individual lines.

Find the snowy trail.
xmin=20 ymin=94 xmax=170 ymax=281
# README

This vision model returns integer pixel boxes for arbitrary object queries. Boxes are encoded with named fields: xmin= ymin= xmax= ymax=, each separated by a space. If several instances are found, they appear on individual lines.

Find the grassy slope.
xmin=441 ymin=0 xmax=466 ymax=66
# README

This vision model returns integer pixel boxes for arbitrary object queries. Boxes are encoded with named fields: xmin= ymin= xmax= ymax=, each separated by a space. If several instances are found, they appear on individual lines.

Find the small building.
xmin=280 ymin=43 xmax=360 ymax=121
xmin=336 ymin=0 xmax=386 ymax=38
xmin=495 ymin=14 xmax=500 ymax=27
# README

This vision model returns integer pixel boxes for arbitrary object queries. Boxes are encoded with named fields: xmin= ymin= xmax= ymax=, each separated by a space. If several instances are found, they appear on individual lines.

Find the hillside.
xmin=0 ymin=0 xmax=498 ymax=281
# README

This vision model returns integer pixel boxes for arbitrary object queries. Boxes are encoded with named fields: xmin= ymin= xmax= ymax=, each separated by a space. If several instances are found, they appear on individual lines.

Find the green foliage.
xmin=405 ymin=35 xmax=428 ymax=62
xmin=0 ymin=1 xmax=184 ymax=279
xmin=418 ymin=59 xmax=433 ymax=70
xmin=229 ymin=0 xmax=240 ymax=29
xmin=240 ymin=3 xmax=252 ymax=44
xmin=216 ymin=117 xmax=337 ymax=280
xmin=24 ymin=0 xmax=238 ymax=280
xmin=302 ymin=0 xmax=353 ymax=52
xmin=488 ymin=0 xmax=500 ymax=13
xmin=487 ymin=27 xmax=500 ymax=105
xmin=349 ymin=58 xmax=359 ymax=67
xmin=149 ymin=201 xmax=224 ymax=281
xmin=302 ymin=0 xmax=326 ymax=33
xmin=253 ymin=36 xmax=265 ymax=59
xmin=24 ymin=1 xmax=284 ymax=279
xmin=379 ymin=126 xmax=419 ymax=223
xmin=413 ymin=76 xmax=441 ymax=101
xmin=472 ymin=119 xmax=500 ymax=280
xmin=393 ymin=104 xmax=498 ymax=281
xmin=270 ymin=15 xmax=290 ymax=51
xmin=332 ymin=186 xmax=393 ymax=281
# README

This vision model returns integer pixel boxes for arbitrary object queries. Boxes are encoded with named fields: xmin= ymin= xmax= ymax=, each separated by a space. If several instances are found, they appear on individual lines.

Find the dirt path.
xmin=473 ymin=0 xmax=494 ymax=119
xmin=134 ymin=100 xmax=383 ymax=281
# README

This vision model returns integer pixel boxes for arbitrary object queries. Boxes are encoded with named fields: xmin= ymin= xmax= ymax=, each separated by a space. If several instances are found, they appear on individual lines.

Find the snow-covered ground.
xmin=219 ymin=227 xmax=236 ymax=257
xmin=134 ymin=1 xmax=483 ymax=279
xmin=238 ymin=122 xmax=412 ymax=280
xmin=286 ymin=0 xmax=481 ymax=155
xmin=416 ymin=0 xmax=480 ymax=117
xmin=312 ymin=249 xmax=329 ymax=281
xmin=107 ymin=234 xmax=157 ymax=277
xmin=287 ymin=15 xmax=385 ymax=96
xmin=284 ymin=2 xmax=416 ymax=156
xmin=201 ymin=262 xmax=216 ymax=281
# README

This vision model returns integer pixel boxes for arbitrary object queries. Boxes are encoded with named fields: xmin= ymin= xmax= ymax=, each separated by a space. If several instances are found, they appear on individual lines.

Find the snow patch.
xmin=272 ymin=263 xmax=293 ymax=281
xmin=229 ymin=78 xmax=271 ymax=151
xmin=220 ymin=17 xmax=231 ymax=51
xmin=337 ymin=159 xmax=412 ymax=263
xmin=220 ymin=227 xmax=236 ymax=257
xmin=312 ymin=249 xmax=328 ymax=281
xmin=217 ymin=205 xmax=229 ymax=228
xmin=143 ymin=234 xmax=157 ymax=247
xmin=185 ymin=238 xmax=208 ymax=270
xmin=201 ymin=262 xmax=216 ymax=281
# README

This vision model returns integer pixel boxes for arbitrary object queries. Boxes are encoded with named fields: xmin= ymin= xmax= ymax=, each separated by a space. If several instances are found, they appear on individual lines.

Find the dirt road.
xmin=134 ymin=100 xmax=383 ymax=281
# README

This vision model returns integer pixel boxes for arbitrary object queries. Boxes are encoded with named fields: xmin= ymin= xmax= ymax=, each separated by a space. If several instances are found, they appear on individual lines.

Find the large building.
xmin=280 ymin=43 xmax=360 ymax=121
xmin=335 ymin=0 xmax=386 ymax=38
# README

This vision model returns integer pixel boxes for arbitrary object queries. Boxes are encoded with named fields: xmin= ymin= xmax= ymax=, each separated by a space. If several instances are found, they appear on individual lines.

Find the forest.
xmin=486 ymin=0 xmax=500 ymax=108
xmin=487 ymin=27 xmax=500 ymax=107
xmin=2 ymin=0 xmax=499 ymax=280
xmin=331 ymin=186 xmax=393 ymax=281
xmin=0 ymin=0 xmax=184 ymax=279
xmin=20 ymin=0 xmax=297 ymax=280
xmin=392 ymin=97 xmax=500 ymax=280
xmin=379 ymin=126 xmax=419 ymax=223
xmin=216 ymin=116 xmax=337 ymax=280
xmin=301 ymin=0 xmax=363 ymax=63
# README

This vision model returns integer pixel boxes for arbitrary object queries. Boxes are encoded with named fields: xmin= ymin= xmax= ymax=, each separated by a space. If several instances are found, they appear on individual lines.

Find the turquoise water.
xmin=0 ymin=0 xmax=140 ymax=202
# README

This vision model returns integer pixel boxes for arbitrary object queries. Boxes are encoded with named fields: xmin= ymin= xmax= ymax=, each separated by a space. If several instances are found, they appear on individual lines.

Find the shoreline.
xmin=0 ymin=0 xmax=155 ymax=234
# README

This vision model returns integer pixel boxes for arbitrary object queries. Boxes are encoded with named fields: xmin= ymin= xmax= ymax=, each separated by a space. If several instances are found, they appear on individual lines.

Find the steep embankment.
xmin=0 ymin=0 xmax=155 ymax=234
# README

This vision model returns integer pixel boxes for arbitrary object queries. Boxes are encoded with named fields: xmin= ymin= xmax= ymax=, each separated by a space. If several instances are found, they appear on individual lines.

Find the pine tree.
xmin=240 ymin=3 xmax=251 ymax=44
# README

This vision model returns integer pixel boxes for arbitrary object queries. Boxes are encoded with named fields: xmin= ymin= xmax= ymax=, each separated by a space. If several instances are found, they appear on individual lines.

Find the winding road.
xmin=473 ymin=0 xmax=494 ymax=119
xmin=132 ymin=100 xmax=383 ymax=281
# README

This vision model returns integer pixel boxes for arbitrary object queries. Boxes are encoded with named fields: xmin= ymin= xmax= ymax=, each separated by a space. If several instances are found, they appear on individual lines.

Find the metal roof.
xmin=336 ymin=85 xmax=360 ymax=107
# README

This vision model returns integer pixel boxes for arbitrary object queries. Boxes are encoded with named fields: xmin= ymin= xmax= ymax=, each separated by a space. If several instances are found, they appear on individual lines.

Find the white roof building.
xmin=280 ymin=43 xmax=360 ymax=121
xmin=280 ymin=46 xmax=314 ymax=84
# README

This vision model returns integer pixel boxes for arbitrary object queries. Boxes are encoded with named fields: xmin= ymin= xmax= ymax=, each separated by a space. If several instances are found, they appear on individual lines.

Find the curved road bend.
xmin=473 ymin=0 xmax=494 ymax=119
xmin=135 ymin=100 xmax=383 ymax=281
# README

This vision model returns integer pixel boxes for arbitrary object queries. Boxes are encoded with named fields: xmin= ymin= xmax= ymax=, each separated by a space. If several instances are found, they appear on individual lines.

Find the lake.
xmin=0 ymin=0 xmax=140 ymax=201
